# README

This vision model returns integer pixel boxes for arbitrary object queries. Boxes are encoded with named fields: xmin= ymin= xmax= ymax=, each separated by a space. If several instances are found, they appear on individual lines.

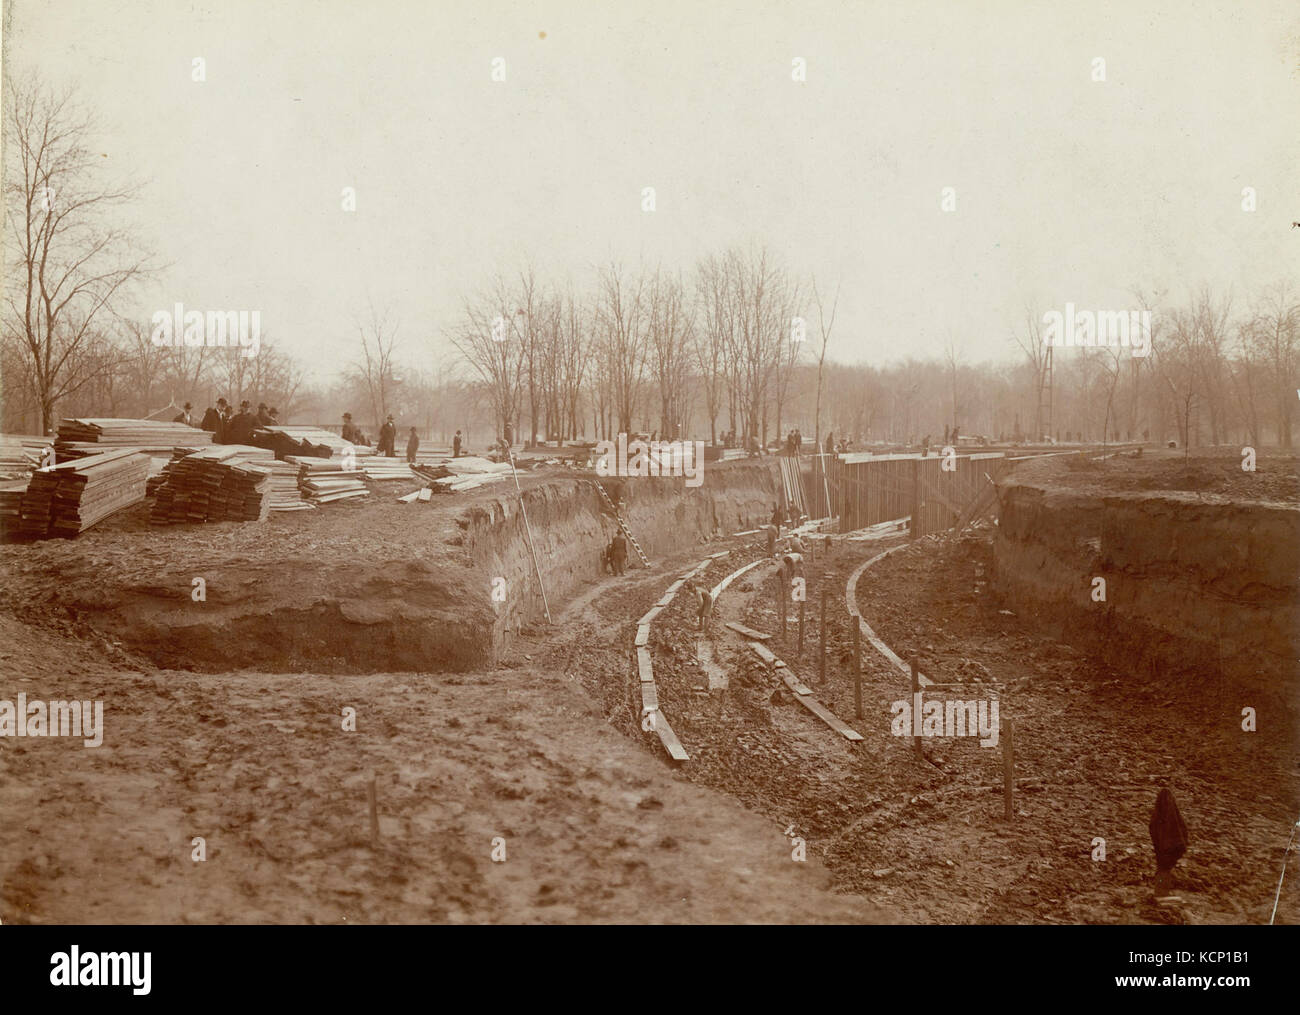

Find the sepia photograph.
xmin=0 ymin=0 xmax=1297 ymax=994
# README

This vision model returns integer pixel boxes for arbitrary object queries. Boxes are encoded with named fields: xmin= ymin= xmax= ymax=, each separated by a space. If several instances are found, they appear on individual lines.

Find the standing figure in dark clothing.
xmin=378 ymin=415 xmax=397 ymax=457
xmin=1149 ymin=788 xmax=1188 ymax=894
xmin=609 ymin=532 xmax=628 ymax=575
xmin=227 ymin=402 xmax=256 ymax=446
xmin=406 ymin=427 xmax=419 ymax=464
xmin=173 ymin=402 xmax=194 ymax=425
xmin=770 ymin=503 xmax=784 ymax=535
xmin=453 ymin=430 xmax=463 ymax=457
xmin=200 ymin=399 xmax=226 ymax=433
xmin=341 ymin=412 xmax=369 ymax=446
xmin=256 ymin=402 xmax=273 ymax=426
xmin=217 ymin=403 xmax=233 ymax=443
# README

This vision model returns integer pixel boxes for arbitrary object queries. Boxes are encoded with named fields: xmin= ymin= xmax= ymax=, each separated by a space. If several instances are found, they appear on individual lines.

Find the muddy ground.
xmin=1 ymin=450 xmax=1295 ymax=924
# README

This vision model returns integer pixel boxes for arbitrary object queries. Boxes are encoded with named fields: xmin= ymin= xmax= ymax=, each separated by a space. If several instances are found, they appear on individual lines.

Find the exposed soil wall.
xmin=456 ymin=460 xmax=782 ymax=658
xmin=0 ymin=461 xmax=781 ymax=674
xmin=994 ymin=476 xmax=1300 ymax=691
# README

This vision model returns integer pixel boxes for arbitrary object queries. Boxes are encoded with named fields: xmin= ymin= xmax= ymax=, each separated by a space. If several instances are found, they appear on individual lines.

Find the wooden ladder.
xmin=591 ymin=481 xmax=651 ymax=566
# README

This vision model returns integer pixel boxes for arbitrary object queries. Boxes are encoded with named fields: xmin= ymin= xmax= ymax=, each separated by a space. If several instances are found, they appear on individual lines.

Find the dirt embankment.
xmin=0 ymin=460 xmax=781 ymax=675
xmin=994 ymin=452 xmax=1300 ymax=694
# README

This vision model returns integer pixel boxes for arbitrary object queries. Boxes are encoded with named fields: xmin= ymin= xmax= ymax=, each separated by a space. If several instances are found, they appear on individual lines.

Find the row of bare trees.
xmin=452 ymin=247 xmax=842 ymax=449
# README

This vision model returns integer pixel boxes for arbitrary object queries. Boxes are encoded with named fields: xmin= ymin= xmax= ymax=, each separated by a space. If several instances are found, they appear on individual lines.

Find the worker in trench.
xmin=608 ymin=531 xmax=628 ymax=576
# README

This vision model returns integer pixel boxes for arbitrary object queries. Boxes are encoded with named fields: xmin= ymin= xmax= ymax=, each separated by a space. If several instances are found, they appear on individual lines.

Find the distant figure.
xmin=341 ymin=412 xmax=368 ymax=447
xmin=1149 ymin=788 xmax=1188 ymax=894
xmin=378 ymin=415 xmax=397 ymax=457
xmin=770 ymin=503 xmax=784 ymax=534
xmin=951 ymin=425 xmax=959 ymax=445
xmin=453 ymin=430 xmax=463 ymax=458
xmin=764 ymin=523 xmax=778 ymax=556
xmin=824 ymin=431 xmax=834 ymax=454
xmin=684 ymin=579 xmax=714 ymax=632
xmin=921 ymin=434 xmax=931 ymax=457
xmin=200 ymin=399 xmax=226 ymax=433
xmin=268 ymin=407 xmax=280 ymax=425
xmin=609 ymin=532 xmax=628 ymax=576
xmin=788 ymin=533 xmax=806 ymax=556
xmin=218 ymin=403 xmax=234 ymax=443
xmin=406 ymin=427 xmax=419 ymax=464
xmin=173 ymin=402 xmax=194 ymax=426
xmin=504 ymin=421 xmax=513 ymax=447
xmin=256 ymin=402 xmax=273 ymax=426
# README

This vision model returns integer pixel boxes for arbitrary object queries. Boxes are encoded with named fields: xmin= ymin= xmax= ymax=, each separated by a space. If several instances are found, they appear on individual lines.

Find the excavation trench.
xmin=0 ymin=461 xmax=784 ymax=674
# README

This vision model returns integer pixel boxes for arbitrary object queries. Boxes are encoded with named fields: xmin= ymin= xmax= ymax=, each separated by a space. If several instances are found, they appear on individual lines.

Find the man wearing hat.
xmin=173 ymin=402 xmax=195 ymax=426
xmin=256 ymin=402 xmax=273 ymax=426
xmin=378 ymin=414 xmax=397 ymax=458
xmin=227 ymin=400 xmax=257 ymax=446
xmin=201 ymin=398 xmax=226 ymax=433
xmin=341 ymin=412 xmax=367 ymax=446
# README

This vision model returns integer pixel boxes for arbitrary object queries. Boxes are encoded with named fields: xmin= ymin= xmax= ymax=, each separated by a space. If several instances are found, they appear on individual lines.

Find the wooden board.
xmin=639 ymin=606 xmax=662 ymax=626
xmin=795 ymin=694 xmax=865 ymax=741
xmin=653 ymin=713 xmax=690 ymax=762
xmin=640 ymin=681 xmax=659 ymax=713
xmin=725 ymin=621 xmax=770 ymax=641
xmin=747 ymin=641 xmax=777 ymax=664
xmin=634 ymin=625 xmax=650 ymax=647
xmin=781 ymin=671 xmax=814 ymax=697
xmin=636 ymin=646 xmax=654 ymax=683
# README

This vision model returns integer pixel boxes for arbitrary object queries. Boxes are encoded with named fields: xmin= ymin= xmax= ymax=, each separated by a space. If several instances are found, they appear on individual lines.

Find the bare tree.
xmin=352 ymin=301 xmax=401 ymax=429
xmin=2 ymin=73 xmax=154 ymax=432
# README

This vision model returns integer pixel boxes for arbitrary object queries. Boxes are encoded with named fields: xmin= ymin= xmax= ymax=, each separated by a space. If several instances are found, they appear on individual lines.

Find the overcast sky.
xmin=4 ymin=0 xmax=1298 ymax=387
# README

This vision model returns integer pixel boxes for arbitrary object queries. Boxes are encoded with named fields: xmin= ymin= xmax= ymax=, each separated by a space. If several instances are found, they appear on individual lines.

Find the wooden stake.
xmin=798 ymin=596 xmax=805 ymax=659
xmin=1003 ymin=718 xmax=1015 ymax=822
xmin=911 ymin=659 xmax=922 ymax=758
xmin=852 ymin=620 xmax=863 ymax=719
xmin=819 ymin=574 xmax=829 ymax=686
xmin=368 ymin=775 xmax=380 ymax=846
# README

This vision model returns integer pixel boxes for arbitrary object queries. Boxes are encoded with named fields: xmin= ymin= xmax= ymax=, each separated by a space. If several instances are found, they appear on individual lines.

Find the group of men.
xmin=339 ymin=414 xmax=468 ymax=464
xmin=187 ymin=398 xmax=280 ymax=445
xmin=783 ymin=428 xmax=804 ymax=456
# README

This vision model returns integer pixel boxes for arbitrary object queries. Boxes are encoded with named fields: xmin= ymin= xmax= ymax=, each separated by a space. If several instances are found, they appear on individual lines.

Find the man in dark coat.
xmin=216 ymin=403 xmax=234 ymax=443
xmin=340 ymin=412 xmax=369 ymax=446
xmin=256 ymin=402 xmax=273 ymax=426
xmin=609 ymin=532 xmax=628 ymax=576
xmin=173 ymin=402 xmax=195 ymax=426
xmin=453 ymin=430 xmax=463 ymax=457
xmin=200 ymin=399 xmax=225 ymax=432
xmin=406 ymin=427 xmax=419 ymax=464
xmin=378 ymin=415 xmax=397 ymax=457
xmin=227 ymin=401 xmax=256 ymax=445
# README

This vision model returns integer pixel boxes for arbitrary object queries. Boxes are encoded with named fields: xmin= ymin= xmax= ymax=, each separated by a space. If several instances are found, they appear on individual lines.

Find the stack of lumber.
xmin=362 ymin=457 xmax=418 ymax=481
xmin=54 ymin=418 xmax=212 ymax=459
xmin=149 ymin=446 xmax=273 ymax=525
xmin=0 ymin=433 xmax=54 ymax=478
xmin=18 ymin=449 xmax=150 ymax=538
xmin=256 ymin=425 xmax=373 ymax=458
xmin=293 ymin=460 xmax=370 ymax=504
xmin=0 ymin=480 xmax=29 ymax=537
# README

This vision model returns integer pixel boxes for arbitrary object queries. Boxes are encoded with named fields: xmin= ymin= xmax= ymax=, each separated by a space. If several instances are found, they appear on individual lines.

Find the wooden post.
xmin=777 ymin=570 xmax=787 ymax=648
xmin=1003 ymin=717 xmax=1015 ymax=821
xmin=368 ymin=775 xmax=380 ymax=846
xmin=798 ymin=596 xmax=805 ymax=658
xmin=852 ymin=620 xmax=863 ymax=719
xmin=819 ymin=574 xmax=829 ymax=686
xmin=910 ymin=458 xmax=921 ymax=540
xmin=911 ymin=659 xmax=922 ymax=758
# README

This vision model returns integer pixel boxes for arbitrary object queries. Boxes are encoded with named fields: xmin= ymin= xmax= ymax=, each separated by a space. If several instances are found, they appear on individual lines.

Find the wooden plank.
xmin=747 ymin=641 xmax=777 ymax=664
xmin=664 ymin=580 xmax=685 ymax=595
xmin=640 ymin=681 xmax=659 ymax=713
xmin=634 ymin=625 xmax=650 ymax=647
xmin=782 ymin=671 xmax=814 ymax=696
xmin=656 ymin=593 xmax=677 ymax=607
xmin=639 ymin=606 xmax=662 ymax=625
xmin=653 ymin=712 xmax=690 ymax=762
xmin=725 ymin=621 xmax=771 ymax=641
xmin=636 ymin=646 xmax=654 ymax=683
xmin=795 ymin=694 xmax=864 ymax=741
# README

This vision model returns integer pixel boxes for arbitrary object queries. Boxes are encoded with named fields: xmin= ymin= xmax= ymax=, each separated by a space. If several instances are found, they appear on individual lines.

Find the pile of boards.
xmin=55 ymin=418 xmax=212 ymax=459
xmin=18 ymin=449 xmax=150 ymax=538
xmin=0 ymin=433 xmax=53 ymax=478
xmin=290 ymin=459 xmax=370 ymax=504
xmin=255 ymin=424 xmax=372 ymax=459
xmin=150 ymin=445 xmax=273 ymax=525
xmin=401 ymin=456 xmax=511 ymax=500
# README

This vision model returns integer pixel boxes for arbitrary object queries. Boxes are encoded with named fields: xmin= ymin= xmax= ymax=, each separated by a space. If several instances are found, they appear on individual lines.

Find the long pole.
xmin=508 ymin=446 xmax=551 ymax=624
